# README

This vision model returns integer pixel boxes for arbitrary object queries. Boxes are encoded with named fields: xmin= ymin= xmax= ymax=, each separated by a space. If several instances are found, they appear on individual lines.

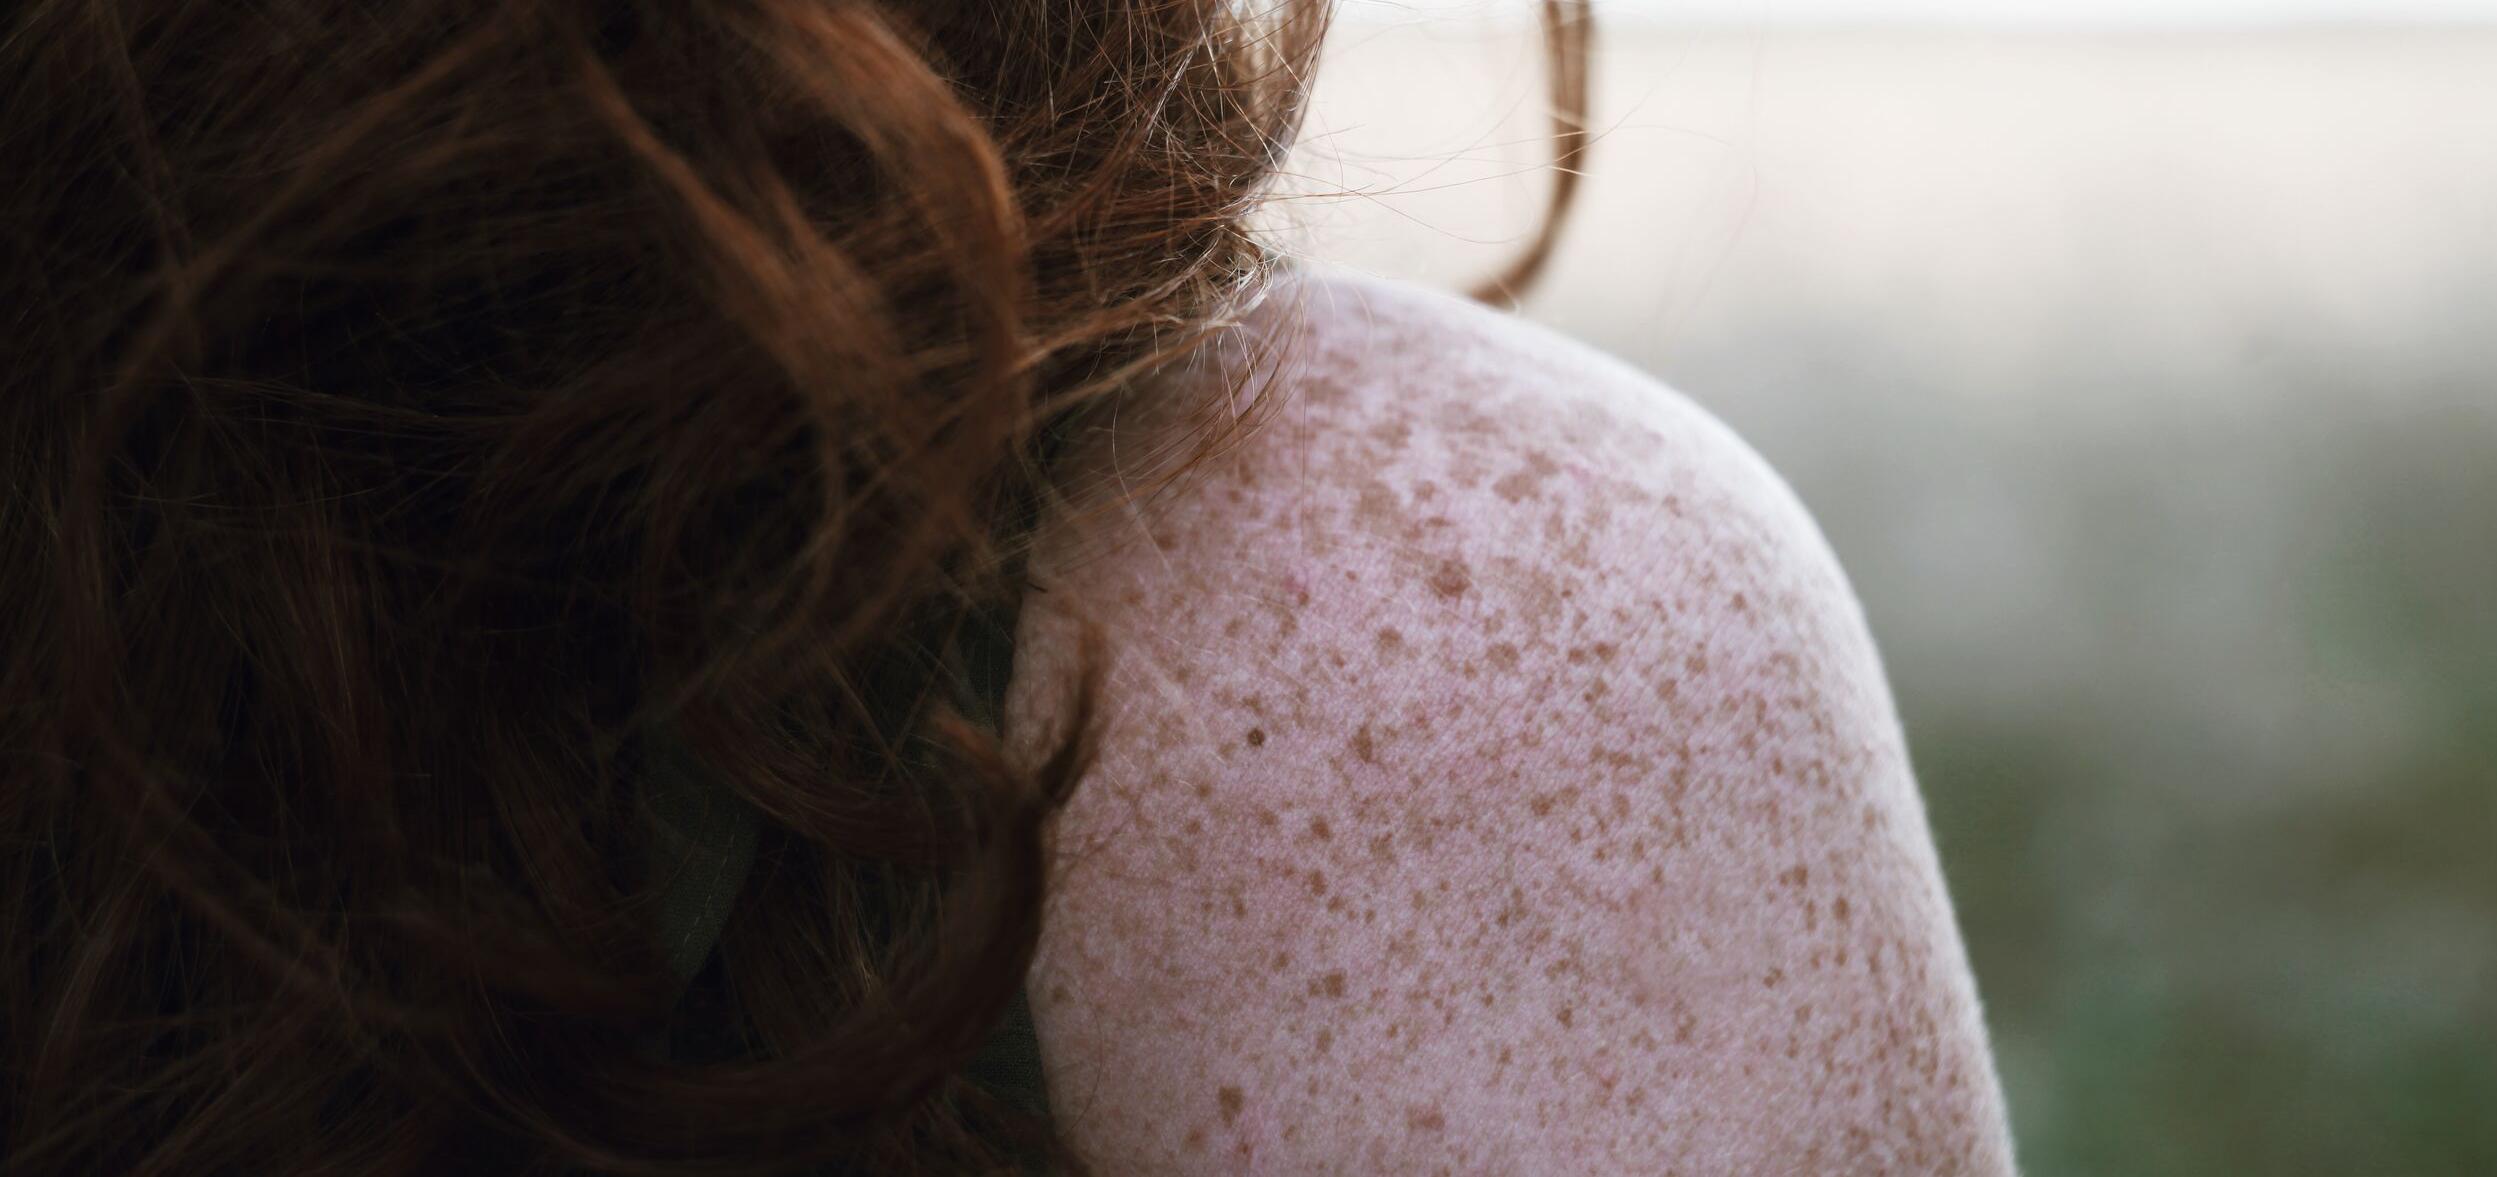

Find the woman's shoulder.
xmin=1010 ymin=259 xmax=1877 ymax=782
xmin=1002 ymin=263 xmax=2016 ymax=1173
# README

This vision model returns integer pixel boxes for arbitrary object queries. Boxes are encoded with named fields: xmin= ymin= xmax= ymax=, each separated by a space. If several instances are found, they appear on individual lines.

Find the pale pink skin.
xmin=1003 ymin=264 xmax=2021 ymax=1175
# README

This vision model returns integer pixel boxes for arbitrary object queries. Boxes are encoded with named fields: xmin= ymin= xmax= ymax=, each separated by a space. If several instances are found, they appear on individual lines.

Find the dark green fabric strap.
xmin=641 ymin=722 xmax=762 ymax=985
xmin=941 ymin=590 xmax=1057 ymax=1136
xmin=639 ymin=586 xmax=1054 ymax=1152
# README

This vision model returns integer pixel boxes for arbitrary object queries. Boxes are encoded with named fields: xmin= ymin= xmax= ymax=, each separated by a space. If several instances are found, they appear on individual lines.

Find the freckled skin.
xmin=1003 ymin=265 xmax=2019 ymax=1174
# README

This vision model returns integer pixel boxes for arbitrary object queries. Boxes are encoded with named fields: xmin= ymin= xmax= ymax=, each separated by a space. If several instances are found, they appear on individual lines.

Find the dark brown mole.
xmin=1217 ymin=1085 xmax=1245 ymax=1124
xmin=1349 ymin=724 xmax=1377 ymax=763
xmin=1427 ymin=558 xmax=1472 ymax=599
xmin=1246 ymin=727 xmax=1267 ymax=747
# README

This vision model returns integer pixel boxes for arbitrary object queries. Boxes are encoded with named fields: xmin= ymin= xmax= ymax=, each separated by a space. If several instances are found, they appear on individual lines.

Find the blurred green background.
xmin=1281 ymin=8 xmax=2497 ymax=1173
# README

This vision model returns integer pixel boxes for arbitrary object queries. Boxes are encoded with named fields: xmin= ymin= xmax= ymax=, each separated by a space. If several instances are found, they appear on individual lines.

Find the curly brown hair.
xmin=0 ymin=1 xmax=1589 ymax=1173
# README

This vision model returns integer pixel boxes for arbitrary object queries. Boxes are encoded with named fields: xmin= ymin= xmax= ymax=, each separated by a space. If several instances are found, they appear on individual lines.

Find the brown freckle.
xmin=1835 ymin=896 xmax=1852 ymax=921
xmin=1349 ymin=724 xmax=1377 ymax=763
xmin=1676 ymin=1010 xmax=1698 ymax=1044
xmin=1763 ymin=967 xmax=1786 ymax=988
xmin=1307 ymin=869 xmax=1328 ymax=897
xmin=1592 ymin=642 xmax=1618 ymax=660
xmin=1229 ymin=892 xmax=1248 ymax=918
xmin=1315 ymin=1028 xmax=1333 ymax=1052
xmin=1321 ymin=971 xmax=1347 ymax=998
xmin=1406 ymin=1106 xmax=1447 ymax=1133
xmin=1121 ymin=588 xmax=1144 ymax=607
xmin=1271 ymin=951 xmax=1291 ymax=972
xmin=1216 ymin=1086 xmax=1244 ymax=1124
xmin=1426 ymin=559 xmax=1472 ymax=599
xmin=1184 ymin=1126 xmax=1206 ymax=1151
xmin=1185 ymin=818 xmax=1203 ymax=835
xmin=1486 ymin=642 xmax=1520 ymax=670
xmin=1556 ymin=1006 xmax=1575 ymax=1028
xmin=1255 ymin=808 xmax=1278 ymax=828
xmin=1529 ymin=793 xmax=1557 ymax=818
xmin=1194 ymin=781 xmax=1214 ymax=800
xmin=1368 ymin=832 xmax=1395 ymax=860
xmin=1731 ymin=592 xmax=1749 ymax=613
xmin=1375 ymin=626 xmax=1406 ymax=653
xmin=1246 ymin=727 xmax=1266 ymax=747
xmin=1685 ymin=650 xmax=1710 ymax=675
xmin=1223 ymin=616 xmax=1246 ymax=638
xmin=1779 ymin=865 xmax=1810 ymax=888
xmin=1308 ymin=816 xmax=1332 ymax=840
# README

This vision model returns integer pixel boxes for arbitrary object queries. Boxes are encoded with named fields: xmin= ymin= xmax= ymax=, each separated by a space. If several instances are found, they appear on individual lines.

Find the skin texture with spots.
xmin=1003 ymin=266 xmax=2020 ymax=1174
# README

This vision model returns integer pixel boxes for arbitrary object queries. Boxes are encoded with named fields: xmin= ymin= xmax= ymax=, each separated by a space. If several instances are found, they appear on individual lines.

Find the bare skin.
xmin=1002 ymin=264 xmax=2020 ymax=1174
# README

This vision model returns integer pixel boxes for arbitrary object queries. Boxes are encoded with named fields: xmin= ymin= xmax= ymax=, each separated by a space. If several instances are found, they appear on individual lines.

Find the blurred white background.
xmin=1337 ymin=0 xmax=2497 ymax=30
xmin=1267 ymin=4 xmax=2497 ymax=1174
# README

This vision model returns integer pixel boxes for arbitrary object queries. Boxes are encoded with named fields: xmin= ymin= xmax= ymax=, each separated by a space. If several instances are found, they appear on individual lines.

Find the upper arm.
xmin=1003 ymin=269 xmax=2018 ymax=1175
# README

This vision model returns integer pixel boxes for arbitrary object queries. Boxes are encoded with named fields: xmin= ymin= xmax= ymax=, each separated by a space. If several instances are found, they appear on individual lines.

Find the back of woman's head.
xmin=0 ymin=1 xmax=1582 ymax=1173
xmin=1 ymin=1 xmax=1326 ymax=1169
